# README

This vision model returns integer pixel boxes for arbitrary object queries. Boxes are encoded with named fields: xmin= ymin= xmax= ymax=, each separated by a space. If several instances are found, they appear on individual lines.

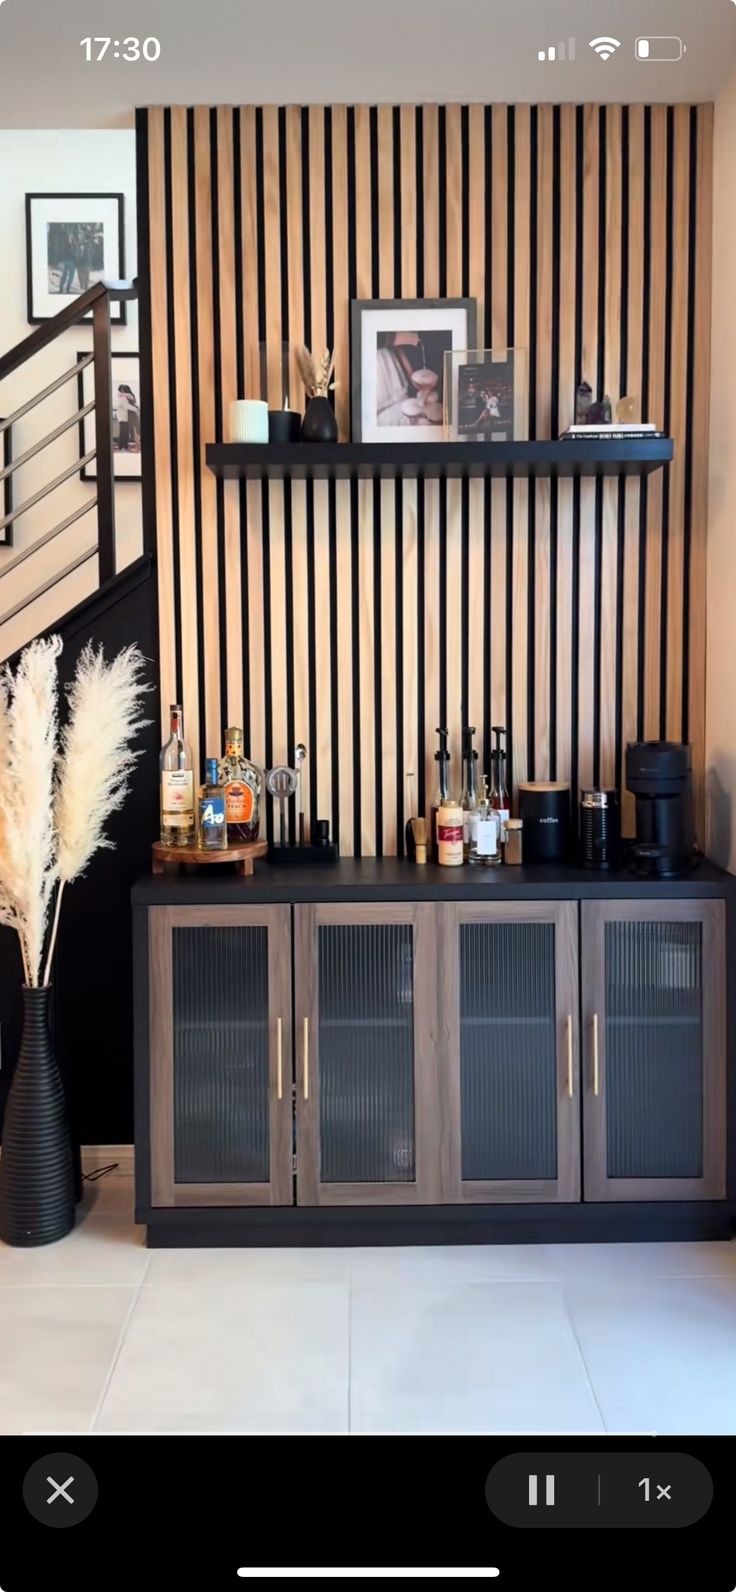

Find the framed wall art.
xmin=26 ymin=193 xmax=126 ymax=324
xmin=351 ymin=298 xmax=477 ymax=442
xmin=78 ymin=352 xmax=141 ymax=482
xmin=443 ymin=348 xmax=529 ymax=442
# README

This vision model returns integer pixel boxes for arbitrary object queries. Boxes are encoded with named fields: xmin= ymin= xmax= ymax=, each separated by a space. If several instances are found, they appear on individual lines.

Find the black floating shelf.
xmin=205 ymin=438 xmax=673 ymax=483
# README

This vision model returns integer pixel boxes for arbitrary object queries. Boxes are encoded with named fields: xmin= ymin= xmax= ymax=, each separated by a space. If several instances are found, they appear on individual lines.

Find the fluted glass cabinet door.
xmin=582 ymin=901 xmax=726 ymax=1201
xmin=148 ymin=906 xmax=293 ymax=1207
xmin=294 ymin=905 xmax=438 ymax=1205
xmin=438 ymin=902 xmax=581 ymax=1203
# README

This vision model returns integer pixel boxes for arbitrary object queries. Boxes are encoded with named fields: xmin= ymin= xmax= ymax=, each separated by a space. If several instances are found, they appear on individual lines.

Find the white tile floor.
xmin=1 ymin=1171 xmax=736 ymax=1435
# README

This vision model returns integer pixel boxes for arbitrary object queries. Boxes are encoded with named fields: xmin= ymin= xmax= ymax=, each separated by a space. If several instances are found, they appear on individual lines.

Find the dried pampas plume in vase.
xmin=0 ymin=637 xmax=150 ymax=988
xmin=296 ymin=345 xmax=335 ymax=399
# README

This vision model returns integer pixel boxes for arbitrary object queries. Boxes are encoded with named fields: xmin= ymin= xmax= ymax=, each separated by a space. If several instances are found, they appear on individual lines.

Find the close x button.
xmin=22 ymin=1453 xmax=99 ymax=1529
xmin=486 ymin=1452 xmax=713 ymax=1529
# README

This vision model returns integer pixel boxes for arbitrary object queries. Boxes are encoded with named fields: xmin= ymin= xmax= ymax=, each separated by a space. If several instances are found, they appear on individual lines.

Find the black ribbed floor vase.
xmin=0 ymin=987 xmax=75 ymax=1247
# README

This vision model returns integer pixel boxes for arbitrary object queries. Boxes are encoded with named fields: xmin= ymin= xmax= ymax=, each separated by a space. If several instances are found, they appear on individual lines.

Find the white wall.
xmin=0 ymin=130 xmax=140 ymax=659
xmin=707 ymin=68 xmax=736 ymax=872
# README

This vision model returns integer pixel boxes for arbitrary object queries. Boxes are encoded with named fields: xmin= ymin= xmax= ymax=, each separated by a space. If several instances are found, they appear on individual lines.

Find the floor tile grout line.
xmin=87 ymin=1250 xmax=152 ymax=1433
xmin=559 ymin=1283 xmax=609 ymax=1434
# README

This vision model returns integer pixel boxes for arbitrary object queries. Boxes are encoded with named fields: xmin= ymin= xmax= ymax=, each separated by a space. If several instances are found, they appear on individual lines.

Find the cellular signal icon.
xmin=537 ymin=37 xmax=576 ymax=62
xmin=589 ymin=36 xmax=622 ymax=60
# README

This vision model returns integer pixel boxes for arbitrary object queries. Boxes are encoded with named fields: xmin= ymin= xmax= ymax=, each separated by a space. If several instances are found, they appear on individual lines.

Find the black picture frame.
xmin=350 ymin=297 xmax=477 ymax=442
xmin=26 ymin=193 xmax=127 ymax=325
xmin=1 ymin=422 xmax=13 ymax=546
xmin=78 ymin=351 xmax=142 ymax=483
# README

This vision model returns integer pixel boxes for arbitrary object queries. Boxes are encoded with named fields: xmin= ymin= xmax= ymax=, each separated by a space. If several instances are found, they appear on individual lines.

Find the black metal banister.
xmin=0 ymin=280 xmax=136 ymax=384
xmin=0 ymin=356 xmax=93 ymax=435
xmin=0 ymin=498 xmax=97 ymax=579
xmin=0 ymin=451 xmax=97 ymax=536
xmin=0 ymin=401 xmax=95 ymax=484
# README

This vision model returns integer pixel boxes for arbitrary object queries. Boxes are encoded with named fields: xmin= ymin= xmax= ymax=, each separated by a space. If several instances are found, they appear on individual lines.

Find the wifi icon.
xmin=589 ymin=35 xmax=621 ymax=60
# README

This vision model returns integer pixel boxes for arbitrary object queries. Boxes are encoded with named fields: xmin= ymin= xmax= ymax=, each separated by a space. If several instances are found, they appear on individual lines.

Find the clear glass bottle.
xmin=159 ymin=704 xmax=194 ymax=847
xmin=490 ymin=724 xmax=510 ymax=852
xmin=461 ymin=725 xmax=479 ymax=861
xmin=469 ymin=776 xmax=501 ymax=867
xmin=218 ymin=726 xmax=263 ymax=844
xmin=431 ymin=727 xmax=452 ymax=859
xmin=197 ymin=757 xmax=228 ymax=850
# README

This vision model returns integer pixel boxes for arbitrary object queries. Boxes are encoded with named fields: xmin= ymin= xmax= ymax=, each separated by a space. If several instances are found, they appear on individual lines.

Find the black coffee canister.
xmin=518 ymin=782 xmax=571 ymax=863
xmin=580 ymin=789 xmax=620 ymax=869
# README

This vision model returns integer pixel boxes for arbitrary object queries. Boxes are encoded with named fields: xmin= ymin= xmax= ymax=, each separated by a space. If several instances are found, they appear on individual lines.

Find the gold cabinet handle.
xmin=303 ymin=1016 xmax=309 ymax=1101
xmin=566 ymin=1014 xmax=574 ymax=1099
xmin=593 ymin=1012 xmax=600 ymax=1097
xmin=276 ymin=1016 xmax=283 ymax=1101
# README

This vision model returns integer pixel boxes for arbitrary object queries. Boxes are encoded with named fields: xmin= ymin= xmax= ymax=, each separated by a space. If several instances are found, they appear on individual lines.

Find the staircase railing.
xmin=0 ymin=280 xmax=137 ymax=635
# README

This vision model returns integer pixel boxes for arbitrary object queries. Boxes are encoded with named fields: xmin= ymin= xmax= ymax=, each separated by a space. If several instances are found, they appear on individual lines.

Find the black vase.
xmin=301 ymin=396 xmax=338 ymax=443
xmin=0 ymin=986 xmax=75 ymax=1247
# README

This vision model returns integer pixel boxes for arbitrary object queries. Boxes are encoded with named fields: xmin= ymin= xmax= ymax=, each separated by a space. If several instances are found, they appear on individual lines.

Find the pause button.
xmin=528 ymin=1474 xmax=555 ymax=1507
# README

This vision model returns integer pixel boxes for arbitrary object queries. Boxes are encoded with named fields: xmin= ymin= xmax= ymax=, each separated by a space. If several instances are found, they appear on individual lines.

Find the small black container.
xmin=518 ymin=782 xmax=571 ymax=863
xmin=580 ymin=789 xmax=620 ymax=869
xmin=0 ymin=986 xmax=75 ymax=1247
xmin=268 ymin=409 xmax=302 ymax=444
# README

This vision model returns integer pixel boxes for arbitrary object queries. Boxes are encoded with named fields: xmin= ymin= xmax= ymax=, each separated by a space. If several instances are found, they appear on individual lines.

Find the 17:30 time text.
xmin=80 ymin=37 xmax=161 ymax=62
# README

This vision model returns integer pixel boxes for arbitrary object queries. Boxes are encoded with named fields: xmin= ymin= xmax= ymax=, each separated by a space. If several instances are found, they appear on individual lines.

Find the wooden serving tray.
xmin=152 ymin=840 xmax=268 ymax=877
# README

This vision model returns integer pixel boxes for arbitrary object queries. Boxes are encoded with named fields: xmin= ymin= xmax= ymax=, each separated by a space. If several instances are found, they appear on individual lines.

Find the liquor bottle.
xmin=197 ymin=757 xmax=228 ymax=850
xmin=430 ymin=727 xmax=452 ymax=859
xmin=490 ymin=724 xmax=510 ymax=852
xmin=461 ymin=725 xmax=479 ymax=860
xmin=159 ymin=704 xmax=194 ymax=847
xmin=218 ymin=726 xmax=263 ymax=844
xmin=469 ymin=775 xmax=501 ymax=867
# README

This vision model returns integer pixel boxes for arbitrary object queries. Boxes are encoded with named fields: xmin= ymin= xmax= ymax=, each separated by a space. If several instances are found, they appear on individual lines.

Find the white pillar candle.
xmin=229 ymin=399 xmax=269 ymax=443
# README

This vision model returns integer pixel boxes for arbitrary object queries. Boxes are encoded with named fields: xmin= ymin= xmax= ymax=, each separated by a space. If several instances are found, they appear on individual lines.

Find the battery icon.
xmin=635 ymin=36 xmax=686 ymax=61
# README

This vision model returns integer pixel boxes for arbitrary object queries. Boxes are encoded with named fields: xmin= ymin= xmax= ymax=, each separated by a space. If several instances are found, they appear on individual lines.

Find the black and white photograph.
xmin=78 ymin=353 xmax=141 ymax=481
xmin=26 ymin=194 xmax=126 ymax=323
xmin=444 ymin=347 xmax=528 ymax=441
xmin=351 ymin=298 xmax=476 ymax=441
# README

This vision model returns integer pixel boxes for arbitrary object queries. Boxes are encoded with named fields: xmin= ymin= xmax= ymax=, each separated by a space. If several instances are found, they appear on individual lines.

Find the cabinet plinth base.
xmin=151 ymin=840 xmax=268 ymax=876
xmin=141 ymin=1201 xmax=736 ymax=1249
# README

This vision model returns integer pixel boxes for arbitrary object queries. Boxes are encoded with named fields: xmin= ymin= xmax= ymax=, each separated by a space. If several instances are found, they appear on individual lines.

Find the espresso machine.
xmin=625 ymin=741 xmax=695 ymax=878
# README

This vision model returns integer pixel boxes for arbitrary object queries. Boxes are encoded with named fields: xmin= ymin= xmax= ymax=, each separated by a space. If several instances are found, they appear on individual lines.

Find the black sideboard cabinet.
xmin=132 ymin=860 xmax=734 ymax=1246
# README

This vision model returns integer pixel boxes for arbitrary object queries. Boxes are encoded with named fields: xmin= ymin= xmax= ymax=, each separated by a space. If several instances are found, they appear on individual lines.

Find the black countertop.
xmin=132 ymin=855 xmax=734 ymax=906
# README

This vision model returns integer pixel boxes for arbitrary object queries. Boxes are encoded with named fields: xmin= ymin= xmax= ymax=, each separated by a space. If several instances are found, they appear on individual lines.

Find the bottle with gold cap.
xmin=218 ymin=727 xmax=263 ymax=843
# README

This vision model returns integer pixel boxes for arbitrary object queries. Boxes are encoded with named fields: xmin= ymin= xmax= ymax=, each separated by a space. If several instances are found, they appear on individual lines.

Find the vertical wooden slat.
xmin=400 ymin=105 xmax=417 ymax=298
xmin=534 ymin=105 xmax=553 ymax=783
xmin=556 ymin=105 xmax=577 ymax=796
xmin=217 ymin=107 xmax=243 ymax=729
xmin=644 ymin=106 xmax=668 ymax=741
xmin=148 ymin=109 xmax=177 ymax=728
xmin=424 ymin=479 xmax=441 ymax=813
xmin=600 ymin=104 xmax=622 ymax=791
xmin=194 ymin=106 xmax=219 ymax=755
xmin=262 ymin=105 xmax=283 ymax=410
xmin=468 ymin=104 xmax=485 ymax=342
xmin=445 ymin=104 xmax=463 ymax=297
xmin=285 ymin=105 xmax=305 ymax=415
xmin=690 ymin=105 xmax=713 ymax=844
xmin=336 ymin=478 xmax=354 ymax=853
xmin=377 ymin=105 xmax=394 ymax=301
xmin=622 ymin=106 xmax=645 ymax=836
xmin=240 ymin=106 xmax=260 ymax=397
xmin=423 ymin=105 xmax=440 ymax=298
xmin=578 ymin=103 xmax=600 ymax=799
xmin=172 ymin=107 xmax=200 ymax=762
xmin=331 ymin=105 xmax=350 ymax=442
xmin=246 ymin=481 xmax=266 ymax=773
xmin=358 ymin=478 xmax=376 ymax=854
xmin=446 ymin=477 xmax=463 ymax=764
xmin=381 ymin=477 xmax=398 ymax=854
xmin=291 ymin=480 xmax=311 ymax=838
xmin=307 ymin=107 xmax=327 ymax=371
xmin=402 ymin=478 xmax=419 ymax=829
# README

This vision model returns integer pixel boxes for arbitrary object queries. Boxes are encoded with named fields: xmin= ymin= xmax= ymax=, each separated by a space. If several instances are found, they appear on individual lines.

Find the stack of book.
xmin=560 ymin=422 xmax=666 ymax=442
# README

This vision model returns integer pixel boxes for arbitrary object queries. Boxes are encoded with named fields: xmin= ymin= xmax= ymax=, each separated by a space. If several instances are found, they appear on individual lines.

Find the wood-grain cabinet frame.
xmin=149 ymin=904 xmax=293 ymax=1207
xmin=294 ymin=902 xmax=441 ymax=1206
xmin=581 ymin=899 xmax=727 ymax=1202
xmin=437 ymin=900 xmax=581 ymax=1204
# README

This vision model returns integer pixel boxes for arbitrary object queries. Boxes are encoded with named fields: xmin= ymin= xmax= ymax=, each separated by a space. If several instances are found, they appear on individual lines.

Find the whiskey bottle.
xmin=197 ymin=758 xmax=228 ymax=850
xmin=218 ymin=726 xmax=263 ymax=843
xmin=159 ymin=704 xmax=194 ymax=847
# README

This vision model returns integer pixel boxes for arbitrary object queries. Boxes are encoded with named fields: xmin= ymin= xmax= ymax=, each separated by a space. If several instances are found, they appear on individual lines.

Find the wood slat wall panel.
xmin=140 ymin=100 xmax=713 ymax=856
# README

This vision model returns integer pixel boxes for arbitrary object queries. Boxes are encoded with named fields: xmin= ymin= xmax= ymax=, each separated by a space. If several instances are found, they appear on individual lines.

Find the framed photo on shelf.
xmin=26 ymin=193 xmax=126 ymax=324
xmin=351 ymin=298 xmax=477 ymax=442
xmin=78 ymin=352 xmax=141 ymax=482
xmin=443 ymin=348 xmax=528 ymax=442
xmin=1 ymin=422 xmax=13 ymax=545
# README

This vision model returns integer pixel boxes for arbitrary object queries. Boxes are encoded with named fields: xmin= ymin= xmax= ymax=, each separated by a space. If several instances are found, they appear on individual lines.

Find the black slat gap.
xmin=187 ymin=110 xmax=206 ymax=773
xmin=637 ymin=108 xmax=652 ymax=738
xmin=416 ymin=108 xmax=425 ymax=297
xmin=284 ymin=478 xmax=296 ymax=839
xmin=461 ymin=474 xmax=470 ymax=725
xmin=393 ymin=106 xmax=402 ymax=296
xmin=350 ymin=474 xmax=362 ymax=854
xmin=592 ymin=108 xmax=607 ymax=786
xmin=324 ymin=108 xmax=335 ymax=358
xmin=210 ymin=109 xmax=228 ymax=743
xmin=461 ymin=105 xmax=470 ymax=299
xmin=301 ymin=108 xmax=313 ymax=348
xmin=417 ymin=475 xmax=427 ymax=817
xmin=507 ymin=106 xmax=515 ymax=343
xmin=438 ymin=105 xmax=447 ymax=298
xmin=395 ymin=476 xmax=405 ymax=855
xmin=254 ymin=108 xmax=267 ymax=394
xmin=306 ymin=478 xmax=318 ymax=827
xmin=369 ymin=106 xmax=380 ymax=300
xmin=484 ymin=106 xmax=493 ymax=348
xmin=261 ymin=479 xmax=274 ymax=846
xmin=278 ymin=106 xmax=290 ymax=401
xmin=549 ymin=106 xmax=561 ymax=778
xmin=483 ymin=479 xmax=492 ymax=779
xmin=328 ymin=475 xmax=340 ymax=847
xmin=439 ymin=476 xmax=448 ymax=728
xmin=373 ymin=476 xmax=384 ymax=854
